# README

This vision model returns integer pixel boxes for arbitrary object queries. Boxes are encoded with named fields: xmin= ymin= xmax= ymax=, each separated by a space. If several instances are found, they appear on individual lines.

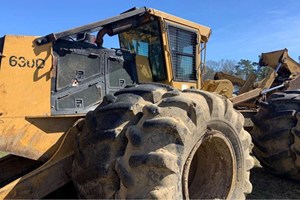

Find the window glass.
xmin=119 ymin=20 xmax=167 ymax=81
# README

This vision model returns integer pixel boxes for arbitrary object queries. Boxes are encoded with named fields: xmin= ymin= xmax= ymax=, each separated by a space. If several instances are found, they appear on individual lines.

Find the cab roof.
xmin=37 ymin=7 xmax=211 ymax=45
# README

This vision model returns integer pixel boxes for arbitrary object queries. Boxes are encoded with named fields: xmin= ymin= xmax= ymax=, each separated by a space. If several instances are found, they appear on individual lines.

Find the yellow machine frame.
xmin=0 ymin=8 xmax=212 ymax=162
xmin=0 ymin=7 xmax=213 ymax=198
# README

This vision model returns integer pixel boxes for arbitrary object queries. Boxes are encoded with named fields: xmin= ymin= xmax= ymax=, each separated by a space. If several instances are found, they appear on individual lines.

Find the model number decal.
xmin=9 ymin=56 xmax=45 ymax=68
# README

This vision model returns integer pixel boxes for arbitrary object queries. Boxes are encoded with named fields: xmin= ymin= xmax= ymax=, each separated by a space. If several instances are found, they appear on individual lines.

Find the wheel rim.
xmin=183 ymin=130 xmax=236 ymax=199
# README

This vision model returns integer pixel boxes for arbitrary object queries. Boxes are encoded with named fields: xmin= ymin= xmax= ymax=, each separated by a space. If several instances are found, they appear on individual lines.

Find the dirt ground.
xmin=247 ymin=157 xmax=300 ymax=199
xmin=45 ymin=157 xmax=300 ymax=199
xmin=46 ymin=157 xmax=300 ymax=199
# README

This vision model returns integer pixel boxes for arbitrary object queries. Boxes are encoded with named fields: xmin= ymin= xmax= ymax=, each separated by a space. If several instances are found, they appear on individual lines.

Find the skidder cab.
xmin=36 ymin=7 xmax=212 ymax=115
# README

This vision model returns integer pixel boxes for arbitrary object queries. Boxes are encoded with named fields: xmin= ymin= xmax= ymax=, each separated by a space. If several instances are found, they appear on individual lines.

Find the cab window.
xmin=119 ymin=20 xmax=167 ymax=81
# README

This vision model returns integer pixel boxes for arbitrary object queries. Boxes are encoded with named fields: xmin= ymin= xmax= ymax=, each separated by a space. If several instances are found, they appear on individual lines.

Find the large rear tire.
xmin=252 ymin=91 xmax=300 ymax=181
xmin=72 ymin=84 xmax=253 ymax=199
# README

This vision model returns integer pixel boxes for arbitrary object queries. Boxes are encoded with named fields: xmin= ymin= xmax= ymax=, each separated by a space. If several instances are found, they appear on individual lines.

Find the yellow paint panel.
xmin=202 ymin=79 xmax=234 ymax=98
xmin=167 ymin=81 xmax=197 ymax=91
xmin=0 ymin=117 xmax=79 ymax=161
xmin=149 ymin=8 xmax=211 ymax=42
xmin=0 ymin=35 xmax=52 ymax=117
xmin=0 ymin=35 xmax=67 ymax=160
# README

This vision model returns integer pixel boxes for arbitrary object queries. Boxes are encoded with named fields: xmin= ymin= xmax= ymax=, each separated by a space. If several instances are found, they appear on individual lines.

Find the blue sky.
xmin=1 ymin=0 xmax=300 ymax=62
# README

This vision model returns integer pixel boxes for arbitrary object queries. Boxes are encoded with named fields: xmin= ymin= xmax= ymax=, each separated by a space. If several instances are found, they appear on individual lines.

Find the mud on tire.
xmin=116 ymin=88 xmax=253 ymax=199
xmin=72 ymin=84 xmax=173 ymax=198
xmin=252 ymin=91 xmax=300 ymax=181
xmin=72 ymin=84 xmax=253 ymax=199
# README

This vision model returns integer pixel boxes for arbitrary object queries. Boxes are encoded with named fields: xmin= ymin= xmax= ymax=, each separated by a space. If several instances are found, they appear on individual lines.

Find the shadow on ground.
xmin=248 ymin=166 xmax=300 ymax=199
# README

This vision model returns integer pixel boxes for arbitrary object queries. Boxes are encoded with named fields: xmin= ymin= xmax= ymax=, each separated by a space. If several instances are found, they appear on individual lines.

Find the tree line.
xmin=203 ymin=59 xmax=272 ymax=81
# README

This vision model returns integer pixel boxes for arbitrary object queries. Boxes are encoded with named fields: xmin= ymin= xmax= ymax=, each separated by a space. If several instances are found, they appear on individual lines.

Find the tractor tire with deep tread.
xmin=72 ymin=84 xmax=253 ymax=199
xmin=116 ymin=88 xmax=253 ymax=199
xmin=252 ymin=90 xmax=300 ymax=181
xmin=72 ymin=84 xmax=174 ymax=199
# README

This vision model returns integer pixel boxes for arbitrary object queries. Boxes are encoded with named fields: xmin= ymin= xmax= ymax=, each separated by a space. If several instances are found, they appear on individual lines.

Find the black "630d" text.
xmin=9 ymin=56 xmax=45 ymax=68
